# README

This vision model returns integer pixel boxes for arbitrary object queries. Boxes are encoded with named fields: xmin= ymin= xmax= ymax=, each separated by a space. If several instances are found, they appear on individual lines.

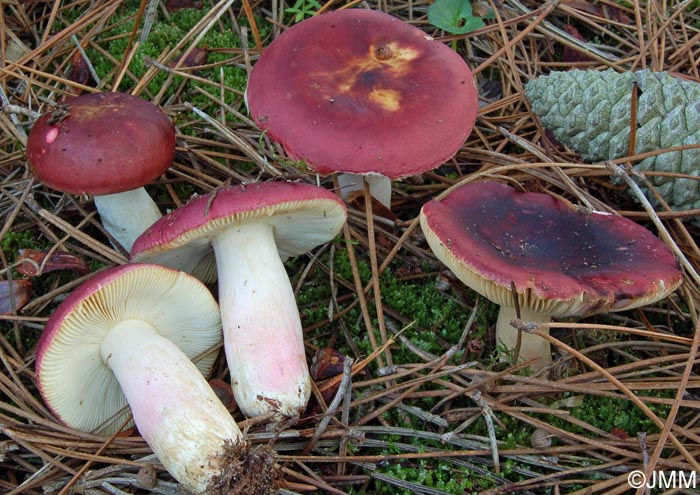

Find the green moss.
xmin=1 ymin=230 xmax=40 ymax=263
xmin=59 ymin=4 xmax=265 ymax=106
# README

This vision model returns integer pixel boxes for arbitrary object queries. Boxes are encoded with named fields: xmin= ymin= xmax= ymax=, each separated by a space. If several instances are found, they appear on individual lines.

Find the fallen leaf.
xmin=0 ymin=279 xmax=31 ymax=315
xmin=428 ymin=0 xmax=485 ymax=35
xmin=563 ymin=24 xmax=593 ymax=68
xmin=209 ymin=378 xmax=237 ymax=413
xmin=170 ymin=47 xmax=208 ymax=69
xmin=610 ymin=427 xmax=629 ymax=439
xmin=16 ymin=249 xmax=90 ymax=277
xmin=69 ymin=51 xmax=94 ymax=90
xmin=346 ymin=190 xmax=398 ymax=221
xmin=310 ymin=348 xmax=347 ymax=381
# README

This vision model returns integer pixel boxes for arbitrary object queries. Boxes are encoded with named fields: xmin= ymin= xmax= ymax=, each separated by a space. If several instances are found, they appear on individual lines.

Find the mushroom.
xmin=245 ymin=9 xmax=478 ymax=208
xmin=420 ymin=181 xmax=683 ymax=369
xmin=26 ymin=92 xmax=176 ymax=251
xmin=130 ymin=182 xmax=347 ymax=423
xmin=35 ymin=264 xmax=276 ymax=494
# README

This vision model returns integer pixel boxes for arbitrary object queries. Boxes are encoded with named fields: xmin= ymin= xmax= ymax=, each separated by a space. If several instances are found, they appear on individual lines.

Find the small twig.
xmin=471 ymin=389 xmax=501 ymax=474
xmin=56 ymin=416 xmax=134 ymax=495
xmin=241 ymin=0 xmax=263 ymax=54
xmin=23 ymin=195 xmax=127 ymax=266
xmin=70 ymin=35 xmax=101 ymax=86
xmin=364 ymin=178 xmax=393 ymax=368
xmin=303 ymin=356 xmax=354 ymax=454
xmin=1 ymin=103 xmax=40 ymax=119
xmin=511 ymin=281 xmax=523 ymax=366
xmin=184 ymin=103 xmax=277 ymax=176
xmin=531 ymin=324 xmax=700 ymax=471
xmin=628 ymin=82 xmax=639 ymax=157
xmin=605 ymin=162 xmax=700 ymax=288
xmin=138 ymin=0 xmax=160 ymax=43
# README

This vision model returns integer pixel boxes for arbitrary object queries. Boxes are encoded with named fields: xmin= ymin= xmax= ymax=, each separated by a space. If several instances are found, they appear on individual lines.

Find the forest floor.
xmin=1 ymin=1 xmax=699 ymax=494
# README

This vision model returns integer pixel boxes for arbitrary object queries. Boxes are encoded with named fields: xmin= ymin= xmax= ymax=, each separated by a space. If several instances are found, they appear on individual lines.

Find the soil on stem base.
xmin=206 ymin=440 xmax=280 ymax=495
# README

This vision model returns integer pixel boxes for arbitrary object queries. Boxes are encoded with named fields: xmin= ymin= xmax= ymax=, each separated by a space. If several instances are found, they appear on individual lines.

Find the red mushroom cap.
xmin=420 ymin=181 xmax=683 ymax=317
xmin=246 ymin=9 xmax=478 ymax=179
xmin=130 ymin=181 xmax=347 ymax=277
xmin=26 ymin=92 xmax=176 ymax=196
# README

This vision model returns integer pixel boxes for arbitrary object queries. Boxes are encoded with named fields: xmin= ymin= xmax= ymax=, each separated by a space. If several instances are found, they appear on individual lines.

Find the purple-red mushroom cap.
xmin=420 ymin=181 xmax=683 ymax=318
xmin=130 ymin=181 xmax=347 ymax=277
xmin=35 ymin=263 xmax=222 ymax=435
xmin=246 ymin=9 xmax=478 ymax=179
xmin=26 ymin=92 xmax=176 ymax=196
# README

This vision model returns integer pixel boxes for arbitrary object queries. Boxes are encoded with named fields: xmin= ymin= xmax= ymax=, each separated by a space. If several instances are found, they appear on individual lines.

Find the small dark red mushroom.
xmin=246 ymin=9 xmax=478 ymax=207
xmin=420 ymin=181 xmax=683 ymax=369
xmin=26 ymin=92 xmax=176 ymax=250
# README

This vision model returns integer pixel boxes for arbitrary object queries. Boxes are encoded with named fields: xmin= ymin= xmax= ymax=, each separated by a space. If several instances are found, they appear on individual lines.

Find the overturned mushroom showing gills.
xmin=131 ymin=182 xmax=347 ymax=423
xmin=420 ymin=181 xmax=683 ymax=369
xmin=26 ymin=92 xmax=176 ymax=250
xmin=36 ymin=264 xmax=273 ymax=494
xmin=246 ymin=8 xmax=478 ymax=208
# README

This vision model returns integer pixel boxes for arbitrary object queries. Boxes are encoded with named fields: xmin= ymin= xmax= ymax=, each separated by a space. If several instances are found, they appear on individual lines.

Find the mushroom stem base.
xmin=496 ymin=306 xmax=553 ymax=370
xmin=100 ymin=319 xmax=243 ymax=493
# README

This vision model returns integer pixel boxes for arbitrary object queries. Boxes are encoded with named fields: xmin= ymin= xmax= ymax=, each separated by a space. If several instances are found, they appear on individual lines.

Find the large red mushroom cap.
xmin=246 ymin=9 xmax=478 ymax=179
xmin=420 ymin=181 xmax=683 ymax=317
xmin=26 ymin=92 xmax=176 ymax=196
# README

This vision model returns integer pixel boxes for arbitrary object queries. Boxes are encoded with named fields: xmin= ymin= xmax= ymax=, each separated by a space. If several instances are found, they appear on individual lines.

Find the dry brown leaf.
xmin=0 ymin=279 xmax=31 ymax=315
xmin=16 ymin=248 xmax=90 ymax=277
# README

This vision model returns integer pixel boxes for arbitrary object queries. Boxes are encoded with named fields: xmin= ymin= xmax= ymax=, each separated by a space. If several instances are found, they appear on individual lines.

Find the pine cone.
xmin=525 ymin=69 xmax=700 ymax=210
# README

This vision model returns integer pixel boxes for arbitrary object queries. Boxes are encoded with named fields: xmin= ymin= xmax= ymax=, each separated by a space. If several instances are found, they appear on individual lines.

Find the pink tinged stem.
xmin=495 ymin=306 xmax=553 ymax=371
xmin=100 ymin=319 xmax=242 ymax=494
xmin=212 ymin=222 xmax=311 ymax=422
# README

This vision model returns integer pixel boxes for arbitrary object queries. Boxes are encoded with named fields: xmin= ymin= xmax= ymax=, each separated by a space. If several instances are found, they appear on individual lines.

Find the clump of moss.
xmin=58 ymin=4 xmax=267 ymax=107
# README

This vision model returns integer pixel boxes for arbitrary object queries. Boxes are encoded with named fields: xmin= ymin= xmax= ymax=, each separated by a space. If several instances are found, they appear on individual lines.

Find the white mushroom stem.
xmin=336 ymin=172 xmax=393 ymax=208
xmin=495 ymin=306 xmax=553 ymax=370
xmin=94 ymin=187 xmax=162 ymax=251
xmin=212 ymin=222 xmax=311 ymax=422
xmin=100 ymin=319 xmax=243 ymax=494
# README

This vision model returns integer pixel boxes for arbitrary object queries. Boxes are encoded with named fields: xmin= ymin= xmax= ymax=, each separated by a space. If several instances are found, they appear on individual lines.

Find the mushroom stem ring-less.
xmin=92 ymin=189 xmax=162 ymax=250
xmin=35 ymin=264 xmax=268 ymax=494
xmin=99 ymin=318 xmax=242 ymax=492
xmin=213 ymin=222 xmax=309 ymax=418
xmin=131 ymin=182 xmax=348 ymax=424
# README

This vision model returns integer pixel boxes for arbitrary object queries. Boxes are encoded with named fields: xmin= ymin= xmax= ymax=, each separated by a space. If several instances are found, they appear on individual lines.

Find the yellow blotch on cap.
xmin=368 ymin=88 xmax=401 ymax=112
